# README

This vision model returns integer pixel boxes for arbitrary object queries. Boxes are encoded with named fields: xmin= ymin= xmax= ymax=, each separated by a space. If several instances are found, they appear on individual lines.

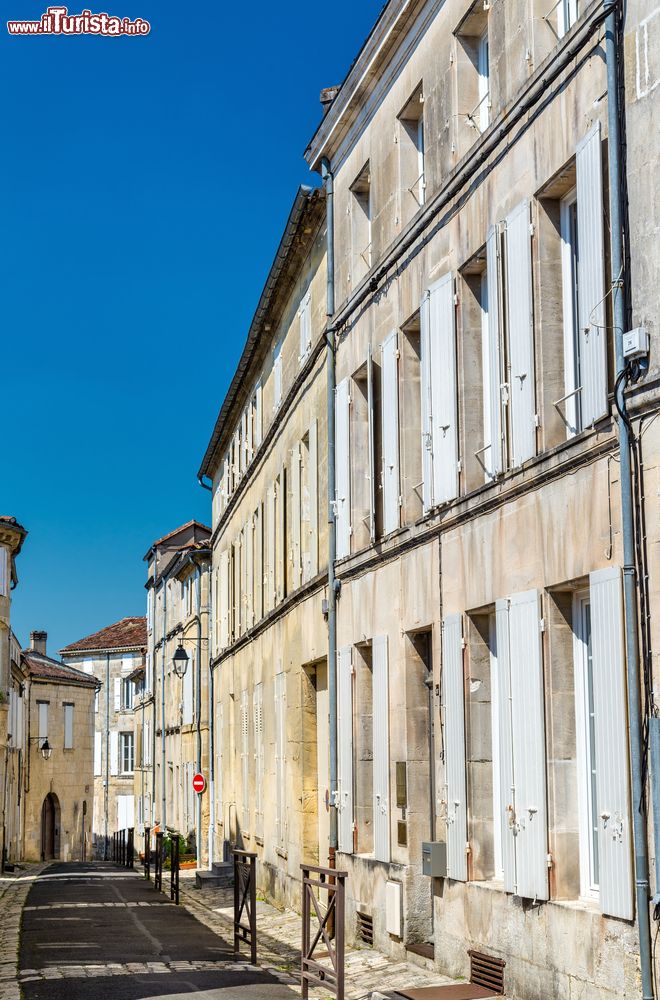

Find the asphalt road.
xmin=19 ymin=862 xmax=297 ymax=999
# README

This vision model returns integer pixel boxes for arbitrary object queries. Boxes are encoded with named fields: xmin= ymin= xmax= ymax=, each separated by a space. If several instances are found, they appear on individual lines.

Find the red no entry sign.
xmin=192 ymin=772 xmax=206 ymax=794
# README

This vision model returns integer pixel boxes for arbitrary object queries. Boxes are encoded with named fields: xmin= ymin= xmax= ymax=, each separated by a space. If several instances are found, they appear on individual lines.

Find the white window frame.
xmin=560 ymin=188 xmax=581 ymax=437
xmin=558 ymin=0 xmax=579 ymax=37
xmin=63 ymin=703 xmax=74 ymax=750
xmin=479 ymin=270 xmax=493 ymax=482
xmin=273 ymin=340 xmax=283 ymax=411
xmin=417 ymin=114 xmax=426 ymax=205
xmin=573 ymin=590 xmax=600 ymax=900
xmin=120 ymin=731 xmax=135 ymax=775
xmin=477 ymin=30 xmax=490 ymax=132
xmin=299 ymin=287 xmax=312 ymax=363
xmin=488 ymin=613 xmax=503 ymax=880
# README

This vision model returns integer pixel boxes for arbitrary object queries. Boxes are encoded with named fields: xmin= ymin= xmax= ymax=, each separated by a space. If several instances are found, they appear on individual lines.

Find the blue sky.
xmin=2 ymin=0 xmax=381 ymax=655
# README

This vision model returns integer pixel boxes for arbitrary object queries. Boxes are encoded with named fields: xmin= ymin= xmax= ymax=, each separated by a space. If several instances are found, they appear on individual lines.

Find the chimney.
xmin=320 ymin=86 xmax=341 ymax=115
xmin=30 ymin=631 xmax=47 ymax=655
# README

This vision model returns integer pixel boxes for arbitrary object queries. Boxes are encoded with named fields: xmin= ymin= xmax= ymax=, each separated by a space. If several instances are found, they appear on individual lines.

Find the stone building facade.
xmin=140 ymin=520 xmax=211 ymax=865
xmin=21 ymin=632 xmax=97 ymax=862
xmin=199 ymin=186 xmax=329 ymax=897
xmin=61 ymin=617 xmax=147 ymax=856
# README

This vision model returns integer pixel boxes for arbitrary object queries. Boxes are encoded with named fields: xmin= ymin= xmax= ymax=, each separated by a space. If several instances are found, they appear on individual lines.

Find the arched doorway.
xmin=41 ymin=793 xmax=60 ymax=861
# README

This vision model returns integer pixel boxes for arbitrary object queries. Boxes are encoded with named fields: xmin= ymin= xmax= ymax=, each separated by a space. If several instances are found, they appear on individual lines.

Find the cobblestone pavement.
xmin=0 ymin=862 xmax=50 ymax=1000
xmin=17 ymin=862 xmax=298 ymax=999
xmin=178 ymin=871 xmax=459 ymax=999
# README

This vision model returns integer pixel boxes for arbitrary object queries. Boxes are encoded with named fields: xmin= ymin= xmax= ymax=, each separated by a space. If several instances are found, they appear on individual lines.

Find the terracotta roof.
xmin=59 ymin=616 xmax=147 ymax=654
xmin=151 ymin=520 xmax=210 ymax=549
xmin=22 ymin=650 xmax=99 ymax=688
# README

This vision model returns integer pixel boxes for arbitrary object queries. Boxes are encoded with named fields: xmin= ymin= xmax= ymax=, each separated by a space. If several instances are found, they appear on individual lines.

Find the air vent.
xmin=356 ymin=910 xmax=374 ymax=946
xmin=469 ymin=950 xmax=505 ymax=994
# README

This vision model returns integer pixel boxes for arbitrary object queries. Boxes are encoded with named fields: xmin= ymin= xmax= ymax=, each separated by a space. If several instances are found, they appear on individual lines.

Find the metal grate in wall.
xmin=356 ymin=910 xmax=374 ymax=946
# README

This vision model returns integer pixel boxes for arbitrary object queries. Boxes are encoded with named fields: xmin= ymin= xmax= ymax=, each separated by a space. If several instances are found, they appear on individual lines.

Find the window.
xmin=557 ymin=0 xmax=579 ymax=37
xmin=120 ymin=732 xmax=134 ymax=774
xmin=560 ymin=190 xmax=581 ymax=435
xmin=121 ymin=677 xmax=134 ymax=712
xmin=574 ymin=593 xmax=599 ymax=896
xmin=240 ymin=688 xmax=250 ymax=832
xmin=37 ymin=701 xmax=49 ymax=746
xmin=273 ymin=340 xmax=283 ymax=410
xmin=94 ymin=731 xmax=102 ymax=776
xmin=477 ymin=30 xmax=490 ymax=132
xmin=420 ymin=273 xmax=459 ymax=509
xmin=275 ymin=670 xmax=287 ymax=849
xmin=0 ymin=547 xmax=9 ymax=597
xmin=63 ymin=703 xmax=74 ymax=750
xmin=350 ymin=162 xmax=372 ymax=286
xmin=301 ymin=423 xmax=318 ymax=582
xmin=299 ymin=288 xmax=312 ymax=362
xmin=399 ymin=319 xmax=423 ymax=524
xmin=454 ymin=3 xmax=491 ymax=156
xmin=254 ymin=682 xmax=264 ymax=839
xmin=398 ymin=86 xmax=426 ymax=220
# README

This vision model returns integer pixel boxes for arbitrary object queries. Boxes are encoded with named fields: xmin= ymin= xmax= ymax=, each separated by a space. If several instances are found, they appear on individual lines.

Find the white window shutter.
xmin=275 ymin=670 xmax=287 ymax=848
xmin=219 ymin=550 xmax=229 ymax=649
xmin=495 ymin=599 xmax=516 ymax=894
xmin=266 ymin=485 xmax=276 ymax=610
xmin=337 ymin=646 xmax=354 ymax=853
xmin=505 ymin=200 xmax=536 ymax=466
xmin=291 ymin=442 xmax=302 ymax=590
xmin=590 ymin=566 xmax=633 ymax=919
xmin=254 ymin=504 xmax=263 ymax=622
xmin=273 ymin=344 xmax=283 ymax=409
xmin=110 ymin=730 xmax=119 ymax=777
xmin=64 ymin=705 xmax=74 ymax=749
xmin=577 ymin=122 xmax=608 ymax=427
xmin=241 ymin=689 xmax=249 ymax=827
xmin=38 ymin=702 xmax=48 ymax=741
xmin=0 ymin=547 xmax=8 ymax=596
xmin=299 ymin=288 xmax=312 ymax=361
xmin=381 ymin=331 xmax=401 ymax=535
xmin=372 ymin=635 xmax=390 ymax=863
xmin=183 ymin=652 xmax=193 ymax=726
xmin=246 ymin=516 xmax=254 ymax=627
xmin=254 ymin=683 xmax=264 ymax=839
xmin=509 ymin=589 xmax=548 ymax=900
xmin=443 ymin=614 xmax=468 ymax=881
xmin=94 ymin=731 xmax=102 ymax=776
xmin=367 ymin=345 xmax=377 ymax=541
xmin=308 ymin=421 xmax=318 ymax=576
xmin=420 ymin=292 xmax=434 ymax=511
xmin=277 ymin=470 xmax=285 ymax=602
xmin=335 ymin=378 xmax=351 ymax=559
xmin=428 ymin=273 xmax=459 ymax=504
xmin=486 ymin=225 xmax=504 ymax=477
xmin=254 ymin=380 xmax=263 ymax=447
xmin=114 ymin=678 xmax=121 ymax=712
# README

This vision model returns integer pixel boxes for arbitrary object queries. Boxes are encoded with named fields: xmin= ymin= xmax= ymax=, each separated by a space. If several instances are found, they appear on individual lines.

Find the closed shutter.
xmin=246 ymin=517 xmax=254 ymax=628
xmin=381 ymin=331 xmax=401 ymax=535
xmin=94 ymin=731 xmax=102 ymax=776
xmin=254 ymin=380 xmax=263 ymax=447
xmin=590 ymin=567 xmax=633 ymax=919
xmin=273 ymin=343 xmax=283 ymax=409
xmin=372 ymin=635 xmax=391 ymax=863
xmin=183 ymin=651 xmax=193 ymax=726
xmin=367 ymin=345 xmax=377 ymax=541
xmin=335 ymin=378 xmax=351 ymax=558
xmin=429 ymin=273 xmax=459 ymax=504
xmin=420 ymin=291 xmax=434 ymax=510
xmin=299 ymin=288 xmax=312 ymax=360
xmin=275 ymin=670 xmax=287 ymax=848
xmin=508 ymin=590 xmax=548 ymax=900
xmin=38 ymin=702 xmax=48 ymax=741
xmin=217 ymin=701 xmax=224 ymax=828
xmin=114 ymin=678 xmax=121 ymax=712
xmin=486 ymin=225 xmax=504 ymax=477
xmin=337 ymin=646 xmax=354 ymax=853
xmin=308 ymin=421 xmax=318 ymax=576
xmin=495 ymin=599 xmax=517 ymax=894
xmin=110 ymin=730 xmax=119 ymax=777
xmin=219 ymin=550 xmax=229 ymax=649
xmin=241 ymin=689 xmax=249 ymax=829
xmin=254 ymin=683 xmax=264 ymax=839
xmin=64 ymin=704 xmax=74 ymax=749
xmin=577 ymin=123 xmax=607 ymax=427
xmin=291 ymin=442 xmax=302 ymax=589
xmin=254 ymin=504 xmax=263 ymax=622
xmin=277 ymin=470 xmax=286 ymax=602
xmin=443 ymin=614 xmax=468 ymax=880
xmin=266 ymin=485 xmax=276 ymax=610
xmin=505 ymin=200 xmax=536 ymax=466
xmin=145 ymin=720 xmax=151 ymax=767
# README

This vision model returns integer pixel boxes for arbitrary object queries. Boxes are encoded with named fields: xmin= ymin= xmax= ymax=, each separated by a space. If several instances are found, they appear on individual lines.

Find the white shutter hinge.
xmin=461 ymin=637 xmax=467 ymax=650
xmin=398 ymin=495 xmax=403 ymax=507
xmin=540 ymin=618 xmax=546 ymax=633
xmin=457 ymin=459 xmax=463 ymax=472
xmin=454 ymin=292 xmax=459 ymax=306
xmin=534 ymin=413 xmax=541 ymax=428
xmin=395 ymin=349 xmax=401 ymax=360
xmin=547 ymin=853 xmax=554 ymax=868
xmin=466 ymin=842 xmax=471 ymax=854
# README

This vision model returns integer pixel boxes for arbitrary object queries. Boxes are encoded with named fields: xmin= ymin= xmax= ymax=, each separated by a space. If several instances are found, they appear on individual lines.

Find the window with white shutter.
xmin=219 ymin=550 xmax=229 ymax=649
xmin=485 ymin=226 xmax=505 ymax=477
xmin=0 ymin=547 xmax=8 ymax=596
xmin=246 ymin=515 xmax=255 ymax=628
xmin=372 ymin=635 xmax=390 ymax=863
xmin=216 ymin=701 xmax=224 ymax=832
xmin=443 ymin=615 xmax=468 ymax=880
xmin=291 ymin=442 xmax=302 ymax=590
xmin=299 ymin=287 xmax=312 ymax=362
xmin=276 ymin=470 xmax=286 ymax=602
xmin=114 ymin=677 xmax=121 ymax=713
xmin=182 ymin=650 xmax=193 ymax=725
xmin=254 ymin=379 xmax=263 ymax=449
xmin=302 ymin=422 xmax=318 ymax=580
xmin=496 ymin=591 xmax=548 ymax=900
xmin=420 ymin=272 xmax=459 ymax=508
xmin=337 ymin=646 xmax=354 ymax=854
xmin=64 ymin=703 xmax=74 ymax=750
xmin=37 ymin=701 xmax=49 ymax=743
xmin=254 ymin=682 xmax=264 ymax=839
xmin=275 ymin=670 xmax=287 ymax=849
xmin=381 ymin=331 xmax=401 ymax=535
xmin=266 ymin=485 xmax=276 ymax=611
xmin=367 ymin=346 xmax=377 ymax=540
xmin=273 ymin=341 xmax=283 ymax=410
xmin=589 ymin=567 xmax=633 ymax=919
xmin=110 ymin=730 xmax=119 ymax=776
xmin=335 ymin=378 xmax=352 ymax=559
xmin=240 ymin=689 xmax=249 ymax=831
xmin=94 ymin=731 xmax=102 ymax=776
xmin=505 ymin=200 xmax=537 ymax=466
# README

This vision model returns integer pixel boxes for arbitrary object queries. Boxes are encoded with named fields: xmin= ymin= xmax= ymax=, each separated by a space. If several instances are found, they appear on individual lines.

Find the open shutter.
xmin=277 ymin=469 xmax=286 ymax=602
xmin=246 ymin=516 xmax=254 ymax=627
xmin=428 ymin=273 xmax=459 ymax=504
xmin=273 ymin=343 xmax=283 ymax=409
xmin=254 ymin=683 xmax=264 ymax=839
xmin=495 ymin=599 xmax=517 ymax=893
xmin=420 ymin=291 xmax=434 ymax=511
xmin=381 ymin=331 xmax=401 ymax=535
xmin=183 ymin=651 xmax=193 ymax=725
xmin=110 ymin=730 xmax=119 ymax=777
xmin=372 ymin=635 xmax=390 ymax=862
xmin=486 ymin=225 xmax=504 ymax=477
xmin=266 ymin=485 xmax=276 ymax=610
xmin=577 ymin=122 xmax=607 ymax=426
xmin=590 ymin=567 xmax=633 ymax=919
xmin=291 ymin=443 xmax=302 ymax=590
xmin=443 ymin=614 xmax=467 ymax=880
xmin=94 ymin=731 xmax=102 ymax=776
xmin=254 ymin=505 xmax=263 ymax=622
xmin=299 ymin=288 xmax=312 ymax=360
xmin=219 ymin=550 xmax=229 ymax=649
xmin=337 ymin=646 xmax=354 ymax=853
xmin=308 ymin=421 xmax=318 ymax=576
xmin=335 ymin=378 xmax=351 ymax=559
xmin=367 ymin=345 xmax=377 ymax=542
xmin=241 ymin=689 xmax=249 ymax=828
xmin=275 ymin=670 xmax=286 ymax=848
xmin=509 ymin=590 xmax=548 ymax=900
xmin=505 ymin=200 xmax=536 ymax=466
xmin=114 ymin=678 xmax=121 ymax=712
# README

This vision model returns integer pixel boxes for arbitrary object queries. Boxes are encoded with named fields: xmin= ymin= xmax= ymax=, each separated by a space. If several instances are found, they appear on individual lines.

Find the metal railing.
xmin=154 ymin=831 xmax=164 ymax=892
xmin=301 ymin=863 xmax=347 ymax=999
xmin=233 ymin=849 xmax=257 ymax=964
xmin=144 ymin=826 xmax=151 ymax=880
xmin=170 ymin=834 xmax=180 ymax=905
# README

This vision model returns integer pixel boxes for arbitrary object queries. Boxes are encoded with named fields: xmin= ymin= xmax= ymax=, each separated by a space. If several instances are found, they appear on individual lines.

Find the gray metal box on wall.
xmin=422 ymin=841 xmax=447 ymax=877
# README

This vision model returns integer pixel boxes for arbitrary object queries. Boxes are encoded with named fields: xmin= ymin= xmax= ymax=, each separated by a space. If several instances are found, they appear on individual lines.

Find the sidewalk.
xmin=179 ymin=870 xmax=459 ymax=999
xmin=0 ymin=862 xmax=50 ymax=1000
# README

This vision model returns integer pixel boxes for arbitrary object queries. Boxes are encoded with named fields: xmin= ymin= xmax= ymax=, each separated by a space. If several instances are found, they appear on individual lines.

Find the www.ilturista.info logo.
xmin=7 ymin=6 xmax=150 ymax=35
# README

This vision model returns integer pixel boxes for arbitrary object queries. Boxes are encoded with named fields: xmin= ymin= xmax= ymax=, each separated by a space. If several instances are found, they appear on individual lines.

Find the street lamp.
xmin=29 ymin=737 xmax=53 ymax=760
xmin=172 ymin=644 xmax=189 ymax=679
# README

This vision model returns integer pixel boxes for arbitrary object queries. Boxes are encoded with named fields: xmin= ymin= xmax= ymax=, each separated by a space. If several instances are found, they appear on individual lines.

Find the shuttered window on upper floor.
xmin=0 ymin=547 xmax=8 ymax=597
xmin=299 ymin=287 xmax=312 ymax=362
xmin=421 ymin=272 xmax=459 ymax=511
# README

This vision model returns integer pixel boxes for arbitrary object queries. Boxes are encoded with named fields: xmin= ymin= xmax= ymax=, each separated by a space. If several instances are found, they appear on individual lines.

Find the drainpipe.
xmin=322 ymin=156 xmax=338 ymax=864
xmin=606 ymin=8 xmax=653 ymax=998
